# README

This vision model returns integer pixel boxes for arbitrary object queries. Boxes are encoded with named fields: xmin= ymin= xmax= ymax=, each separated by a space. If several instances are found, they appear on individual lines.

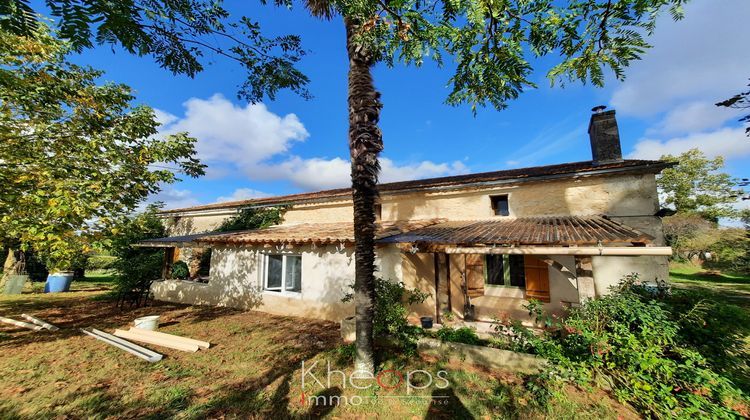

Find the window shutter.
xmin=465 ymin=254 xmax=485 ymax=298
xmin=523 ymin=256 xmax=550 ymax=302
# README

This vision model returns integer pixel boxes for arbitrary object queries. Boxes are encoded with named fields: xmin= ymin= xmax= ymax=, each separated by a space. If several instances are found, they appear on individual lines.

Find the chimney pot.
xmin=588 ymin=108 xmax=623 ymax=165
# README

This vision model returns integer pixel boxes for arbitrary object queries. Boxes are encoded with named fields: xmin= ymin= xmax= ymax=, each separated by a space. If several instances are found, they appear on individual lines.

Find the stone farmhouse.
xmin=139 ymin=109 xmax=673 ymax=324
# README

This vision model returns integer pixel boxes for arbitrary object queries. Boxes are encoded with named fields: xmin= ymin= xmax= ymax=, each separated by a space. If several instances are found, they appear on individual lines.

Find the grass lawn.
xmin=669 ymin=262 xmax=750 ymax=313
xmin=0 ymin=289 xmax=637 ymax=419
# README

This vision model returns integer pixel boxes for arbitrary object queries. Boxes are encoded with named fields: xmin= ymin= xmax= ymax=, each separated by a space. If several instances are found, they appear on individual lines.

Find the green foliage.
xmin=703 ymin=228 xmax=750 ymax=274
xmin=171 ymin=261 xmax=189 ymax=280
xmin=0 ymin=0 xmax=310 ymax=103
xmin=109 ymin=205 xmax=166 ymax=295
xmin=339 ymin=0 xmax=688 ymax=112
xmin=436 ymin=326 xmax=481 ymax=345
xmin=657 ymin=149 xmax=743 ymax=221
xmin=522 ymin=276 xmax=749 ymax=418
xmin=87 ymin=255 xmax=117 ymax=271
xmin=216 ymin=207 xmax=285 ymax=232
xmin=0 ymin=24 xmax=204 ymax=264
xmin=343 ymin=278 xmax=429 ymax=352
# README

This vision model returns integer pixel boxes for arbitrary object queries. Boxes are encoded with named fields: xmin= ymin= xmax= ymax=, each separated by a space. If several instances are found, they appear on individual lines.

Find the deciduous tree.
xmin=0 ymin=25 xmax=204 ymax=273
xmin=657 ymin=149 xmax=743 ymax=221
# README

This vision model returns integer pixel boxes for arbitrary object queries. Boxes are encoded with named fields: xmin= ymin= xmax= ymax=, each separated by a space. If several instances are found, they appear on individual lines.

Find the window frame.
xmin=262 ymin=253 xmax=303 ymax=295
xmin=490 ymin=194 xmax=510 ymax=216
xmin=484 ymin=255 xmax=525 ymax=289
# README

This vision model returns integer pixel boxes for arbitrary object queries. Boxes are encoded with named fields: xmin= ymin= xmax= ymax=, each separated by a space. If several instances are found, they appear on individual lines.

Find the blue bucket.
xmin=45 ymin=273 xmax=74 ymax=293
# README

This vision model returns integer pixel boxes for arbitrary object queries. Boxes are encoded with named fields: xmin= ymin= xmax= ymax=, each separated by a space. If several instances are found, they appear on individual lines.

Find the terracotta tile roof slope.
xmin=161 ymin=159 xmax=670 ymax=214
xmin=377 ymin=216 xmax=654 ymax=246
xmin=197 ymin=219 xmax=445 ymax=246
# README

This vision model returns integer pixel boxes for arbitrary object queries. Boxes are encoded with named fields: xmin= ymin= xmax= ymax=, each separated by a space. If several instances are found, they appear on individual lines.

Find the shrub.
xmin=525 ymin=276 xmax=749 ymax=418
xmin=342 ymin=278 xmax=429 ymax=353
xmin=109 ymin=205 xmax=166 ymax=299
xmin=436 ymin=326 xmax=481 ymax=345
xmin=171 ymin=261 xmax=189 ymax=279
xmin=88 ymin=255 xmax=117 ymax=270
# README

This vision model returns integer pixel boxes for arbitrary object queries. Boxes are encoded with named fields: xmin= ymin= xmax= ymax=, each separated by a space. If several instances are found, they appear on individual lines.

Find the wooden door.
xmin=523 ymin=255 xmax=550 ymax=302
xmin=465 ymin=254 xmax=485 ymax=298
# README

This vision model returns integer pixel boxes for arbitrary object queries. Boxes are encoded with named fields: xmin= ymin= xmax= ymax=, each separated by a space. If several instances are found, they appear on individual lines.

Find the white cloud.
xmin=628 ymin=127 xmax=750 ymax=160
xmin=647 ymin=101 xmax=745 ymax=136
xmin=258 ymin=156 xmax=469 ymax=191
xmin=148 ymin=187 xmax=201 ymax=210
xmin=158 ymin=94 xmax=309 ymax=176
xmin=158 ymin=94 xmax=471 ymax=192
xmin=610 ymin=0 xmax=750 ymax=117
xmin=216 ymin=188 xmax=269 ymax=203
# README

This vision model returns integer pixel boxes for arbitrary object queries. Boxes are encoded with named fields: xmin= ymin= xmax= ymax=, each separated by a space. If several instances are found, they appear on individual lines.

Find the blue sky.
xmin=64 ymin=0 xmax=749 ymax=209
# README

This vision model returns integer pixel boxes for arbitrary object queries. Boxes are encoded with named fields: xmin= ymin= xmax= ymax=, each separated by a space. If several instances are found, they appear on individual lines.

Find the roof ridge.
xmin=160 ymin=159 xmax=669 ymax=214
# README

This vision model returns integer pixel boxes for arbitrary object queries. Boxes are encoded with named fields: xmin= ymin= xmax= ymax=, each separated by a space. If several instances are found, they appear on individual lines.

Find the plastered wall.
xmin=381 ymin=173 xmax=660 ymax=221
xmin=152 ymin=244 xmax=356 ymax=321
xmin=165 ymin=172 xmax=662 ymax=236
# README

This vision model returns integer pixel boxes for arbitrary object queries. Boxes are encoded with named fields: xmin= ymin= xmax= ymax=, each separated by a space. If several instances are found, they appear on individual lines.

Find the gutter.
xmin=444 ymin=246 xmax=673 ymax=256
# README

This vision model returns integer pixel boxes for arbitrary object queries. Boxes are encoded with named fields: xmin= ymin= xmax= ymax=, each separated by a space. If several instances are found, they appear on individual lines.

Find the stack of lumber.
xmin=113 ymin=328 xmax=210 ymax=353
xmin=82 ymin=328 xmax=163 ymax=363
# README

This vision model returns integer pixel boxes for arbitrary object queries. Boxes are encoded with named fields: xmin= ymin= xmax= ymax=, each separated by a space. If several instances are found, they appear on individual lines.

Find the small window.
xmin=485 ymin=255 xmax=525 ymax=288
xmin=264 ymin=254 xmax=302 ymax=293
xmin=374 ymin=204 xmax=382 ymax=222
xmin=491 ymin=195 xmax=510 ymax=216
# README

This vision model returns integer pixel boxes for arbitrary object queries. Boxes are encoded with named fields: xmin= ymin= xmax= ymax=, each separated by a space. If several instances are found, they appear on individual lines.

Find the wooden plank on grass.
xmin=0 ymin=316 xmax=44 ymax=331
xmin=21 ymin=314 xmax=59 ymax=331
xmin=128 ymin=327 xmax=210 ymax=349
xmin=81 ymin=328 xmax=162 ymax=363
xmin=113 ymin=329 xmax=200 ymax=352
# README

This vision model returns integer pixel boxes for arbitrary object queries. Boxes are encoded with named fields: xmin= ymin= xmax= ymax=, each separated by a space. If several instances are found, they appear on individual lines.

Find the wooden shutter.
xmin=523 ymin=255 xmax=550 ymax=302
xmin=465 ymin=254 xmax=485 ymax=298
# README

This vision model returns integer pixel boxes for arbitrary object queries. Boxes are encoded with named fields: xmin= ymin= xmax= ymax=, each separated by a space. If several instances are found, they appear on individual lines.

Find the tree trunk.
xmin=346 ymin=17 xmax=383 ymax=374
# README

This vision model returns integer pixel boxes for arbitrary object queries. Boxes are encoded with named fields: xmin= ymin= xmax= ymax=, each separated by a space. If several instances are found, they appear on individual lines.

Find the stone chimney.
xmin=588 ymin=106 xmax=623 ymax=165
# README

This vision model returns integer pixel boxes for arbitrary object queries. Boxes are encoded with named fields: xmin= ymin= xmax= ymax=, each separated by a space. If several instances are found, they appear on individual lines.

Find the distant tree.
xmin=215 ymin=207 xmax=285 ymax=232
xmin=662 ymin=213 xmax=716 ymax=260
xmin=657 ymin=149 xmax=743 ymax=221
xmin=716 ymin=78 xmax=750 ymax=137
xmin=0 ymin=25 xmax=204 ymax=273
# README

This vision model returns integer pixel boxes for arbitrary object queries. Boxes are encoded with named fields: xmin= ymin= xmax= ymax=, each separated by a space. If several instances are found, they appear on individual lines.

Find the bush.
xmin=88 ymin=255 xmax=117 ymax=270
xmin=524 ymin=276 xmax=749 ymax=418
xmin=342 ymin=278 xmax=429 ymax=353
xmin=109 ymin=205 xmax=166 ymax=299
xmin=436 ymin=326 xmax=481 ymax=345
xmin=171 ymin=261 xmax=189 ymax=279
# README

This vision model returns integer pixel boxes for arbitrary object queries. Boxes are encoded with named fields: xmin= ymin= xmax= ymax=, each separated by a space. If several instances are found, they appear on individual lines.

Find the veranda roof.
xmin=192 ymin=219 xmax=444 ymax=246
xmin=378 ymin=216 xmax=654 ymax=247
xmin=134 ymin=232 xmax=220 ymax=248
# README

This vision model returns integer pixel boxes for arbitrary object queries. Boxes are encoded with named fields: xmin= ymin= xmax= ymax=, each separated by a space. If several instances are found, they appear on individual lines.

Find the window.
xmin=490 ymin=195 xmax=510 ymax=216
xmin=264 ymin=254 xmax=302 ymax=293
xmin=374 ymin=204 xmax=382 ymax=222
xmin=484 ymin=255 xmax=525 ymax=288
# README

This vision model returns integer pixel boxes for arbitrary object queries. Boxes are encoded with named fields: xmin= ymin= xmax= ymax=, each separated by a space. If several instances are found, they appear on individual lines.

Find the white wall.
xmin=152 ymin=244 xmax=358 ymax=320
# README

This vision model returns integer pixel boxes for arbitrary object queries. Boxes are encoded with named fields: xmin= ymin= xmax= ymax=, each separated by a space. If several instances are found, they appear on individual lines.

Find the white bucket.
xmin=134 ymin=315 xmax=160 ymax=331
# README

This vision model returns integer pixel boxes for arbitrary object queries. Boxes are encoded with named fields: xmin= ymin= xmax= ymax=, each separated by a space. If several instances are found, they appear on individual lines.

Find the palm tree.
xmin=306 ymin=0 xmax=382 ymax=373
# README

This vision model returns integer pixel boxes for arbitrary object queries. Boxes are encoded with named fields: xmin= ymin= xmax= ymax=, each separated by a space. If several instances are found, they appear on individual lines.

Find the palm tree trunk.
xmin=346 ymin=17 xmax=383 ymax=374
